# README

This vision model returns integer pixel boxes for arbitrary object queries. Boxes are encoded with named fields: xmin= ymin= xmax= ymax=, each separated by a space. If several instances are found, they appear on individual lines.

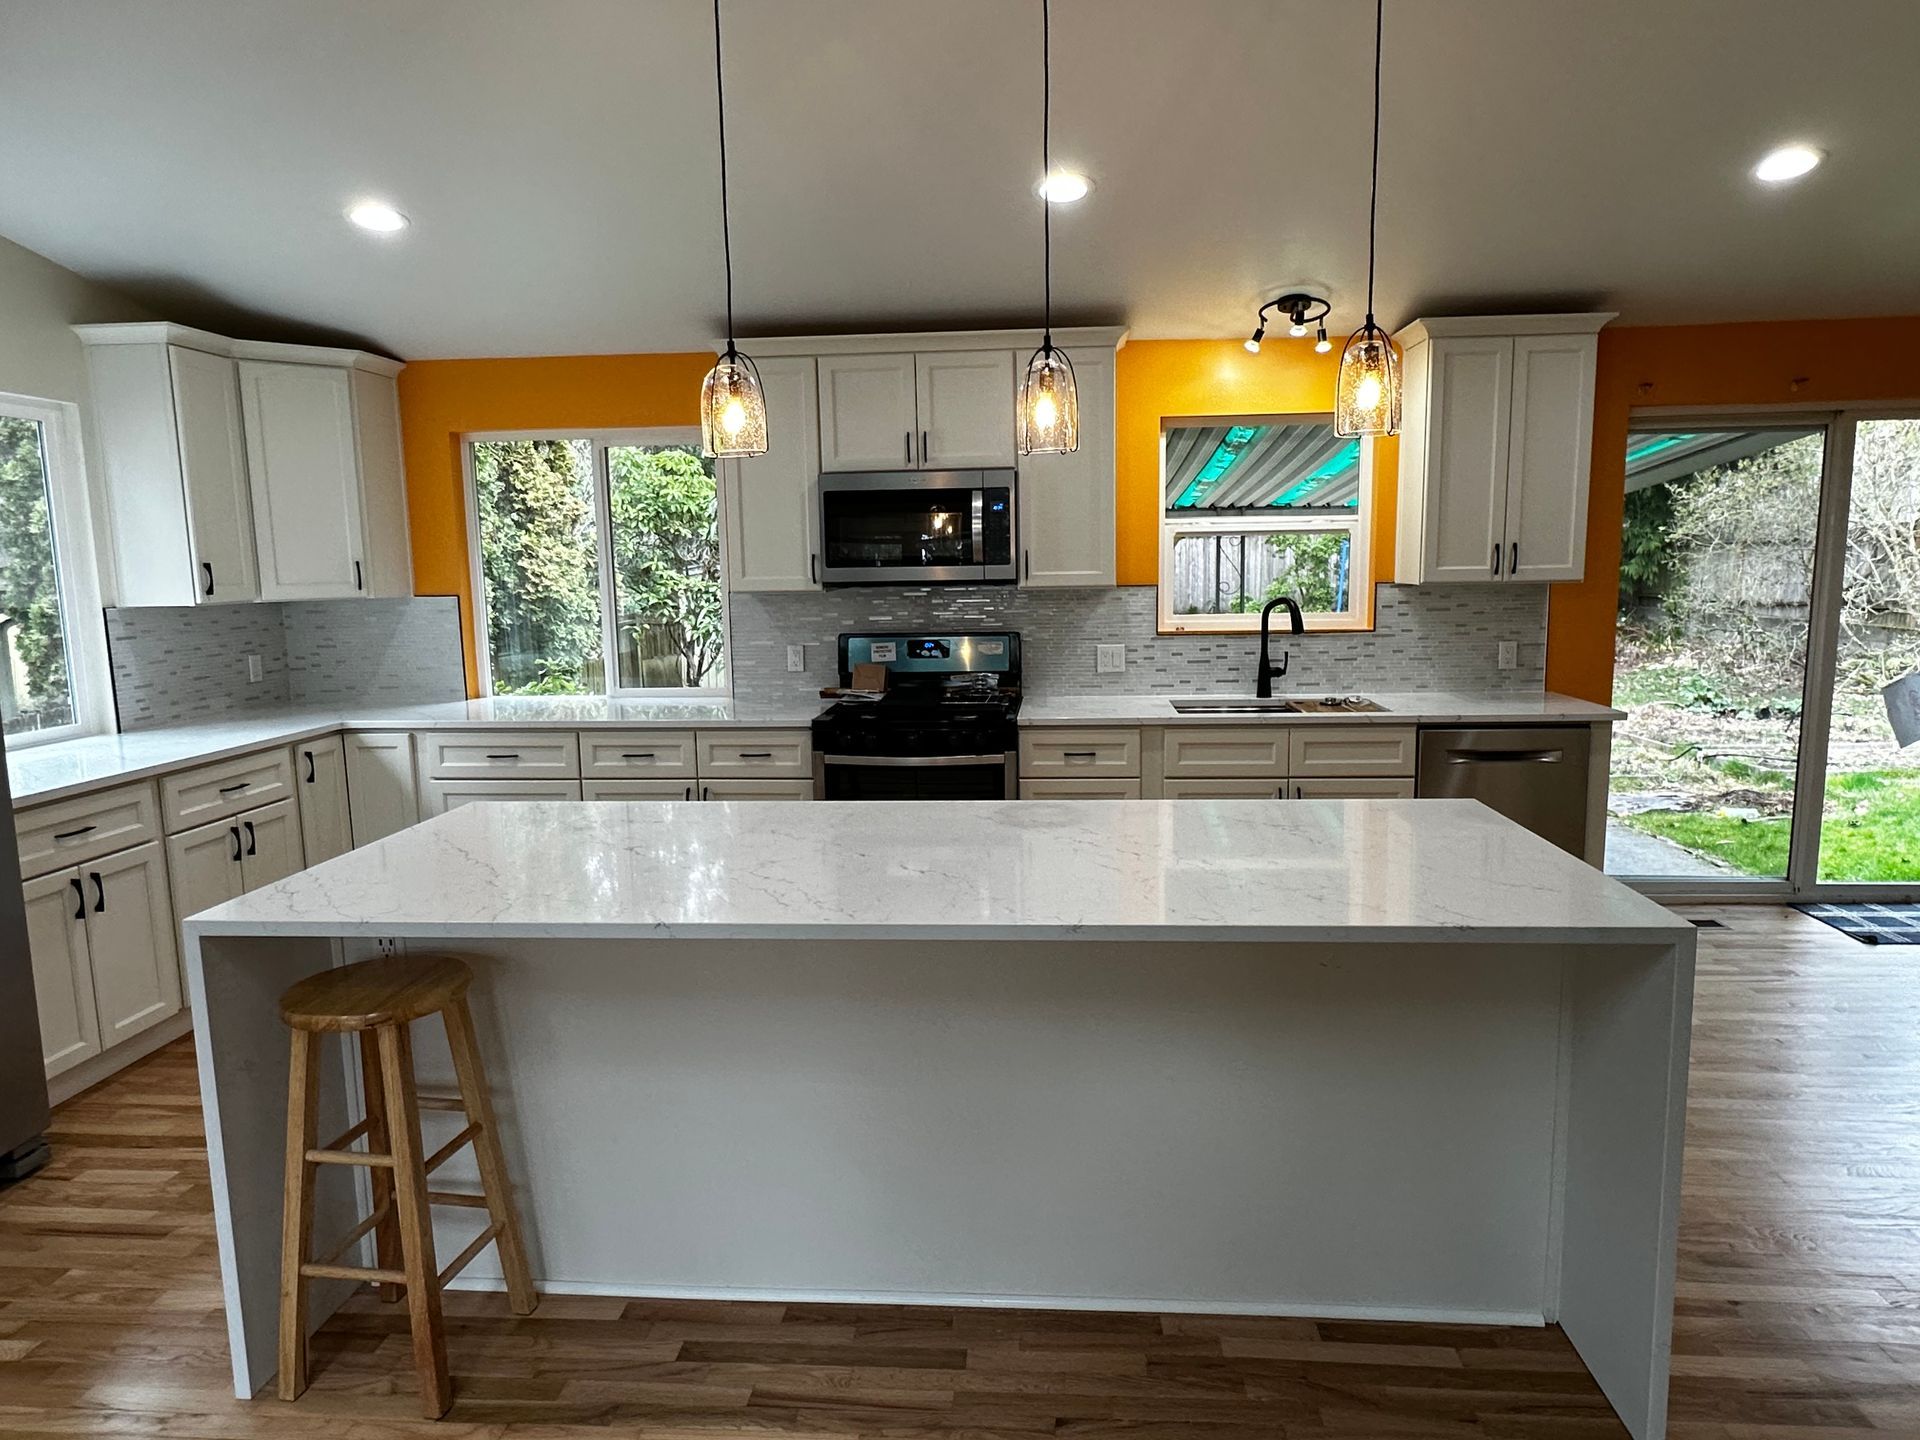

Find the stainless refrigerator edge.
xmin=0 ymin=728 xmax=53 ymax=1178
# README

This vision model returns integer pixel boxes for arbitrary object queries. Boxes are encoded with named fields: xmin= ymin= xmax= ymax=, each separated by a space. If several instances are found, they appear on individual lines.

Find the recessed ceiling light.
xmin=1037 ymin=171 xmax=1091 ymax=204
xmin=346 ymin=200 xmax=409 ymax=233
xmin=1753 ymin=144 xmax=1822 ymax=184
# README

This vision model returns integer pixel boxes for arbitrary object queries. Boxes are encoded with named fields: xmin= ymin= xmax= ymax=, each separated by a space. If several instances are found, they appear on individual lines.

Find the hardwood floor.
xmin=0 ymin=904 xmax=1910 ymax=1438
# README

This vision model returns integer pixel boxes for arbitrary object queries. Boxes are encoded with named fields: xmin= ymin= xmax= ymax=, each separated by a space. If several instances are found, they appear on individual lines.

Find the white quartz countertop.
xmin=1018 ymin=690 xmax=1623 ymax=726
xmin=8 ymin=690 xmax=1618 ymax=807
xmin=185 ymin=797 xmax=1686 ymax=946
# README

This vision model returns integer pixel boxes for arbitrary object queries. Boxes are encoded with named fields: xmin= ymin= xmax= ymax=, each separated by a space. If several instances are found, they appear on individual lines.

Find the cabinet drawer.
xmin=697 ymin=730 xmax=811 ymax=779
xmin=1161 ymin=726 xmax=1288 ymax=779
xmin=17 ymin=781 xmax=161 ymax=879
xmin=580 ymin=730 xmax=698 ymax=779
xmin=424 ymin=731 xmax=580 ymax=780
xmin=698 ymin=779 xmax=814 ymax=802
xmin=1020 ymin=777 xmax=1143 ymax=800
xmin=1292 ymin=777 xmax=1417 ymax=799
xmin=1287 ymin=725 xmax=1417 ymax=778
xmin=582 ymin=779 xmax=699 ymax=801
xmin=1163 ymin=778 xmax=1290 ymax=800
xmin=161 ymin=747 xmax=295 ymax=832
xmin=1019 ymin=729 xmax=1141 ymax=778
xmin=420 ymin=777 xmax=582 ymax=817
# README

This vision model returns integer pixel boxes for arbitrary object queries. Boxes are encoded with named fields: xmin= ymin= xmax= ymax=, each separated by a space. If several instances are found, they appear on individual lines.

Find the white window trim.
xmin=462 ymin=427 xmax=732 ymax=699
xmin=0 ymin=391 xmax=112 ymax=746
xmin=1157 ymin=424 xmax=1373 ymax=635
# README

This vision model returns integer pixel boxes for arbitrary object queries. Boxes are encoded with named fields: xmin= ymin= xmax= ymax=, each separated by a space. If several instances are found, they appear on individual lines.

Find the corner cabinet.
xmin=1393 ymin=313 xmax=1612 ymax=585
xmin=76 ymin=323 xmax=411 ymax=607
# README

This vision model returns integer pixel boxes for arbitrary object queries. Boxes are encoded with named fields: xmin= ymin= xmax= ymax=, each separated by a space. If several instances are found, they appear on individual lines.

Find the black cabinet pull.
xmin=485 ymin=752 xmax=519 ymax=760
xmin=737 ymin=751 xmax=773 ymax=759
xmin=1510 ymin=541 xmax=1519 ymax=574
xmin=229 ymin=826 xmax=242 ymax=862
xmin=70 ymin=877 xmax=85 ymax=921
xmin=219 ymin=782 xmax=249 ymax=794
xmin=702 ymin=786 xmax=711 ymax=801
xmin=1064 ymin=751 xmax=1097 ymax=759
xmin=684 ymin=786 xmax=693 ymax=801
xmin=810 ymin=553 xmax=818 ymax=584
xmin=921 ymin=429 xmax=928 ymax=464
xmin=905 ymin=431 xmax=913 ymax=465
xmin=91 ymin=873 xmax=105 ymax=913
xmin=1492 ymin=542 xmax=1502 ymax=576
xmin=53 ymin=824 xmax=97 ymax=841
xmin=1023 ymin=548 xmax=1032 ymax=579
xmin=354 ymin=560 xmax=364 ymax=591
xmin=201 ymin=561 xmax=214 ymax=596
xmin=304 ymin=750 xmax=316 ymax=783
xmin=244 ymin=821 xmax=257 ymax=856
xmin=621 ymin=752 xmax=656 ymax=760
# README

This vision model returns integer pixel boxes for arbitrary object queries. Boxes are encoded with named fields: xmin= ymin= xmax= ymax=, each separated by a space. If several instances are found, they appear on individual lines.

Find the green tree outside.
xmin=472 ymin=439 xmax=602 ymax=694
xmin=0 ymin=415 xmax=74 ymax=735
xmin=608 ymin=446 xmax=724 ymax=689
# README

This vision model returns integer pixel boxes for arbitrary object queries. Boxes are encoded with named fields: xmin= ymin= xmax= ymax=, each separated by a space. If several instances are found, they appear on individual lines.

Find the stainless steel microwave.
xmin=818 ymin=470 xmax=1016 ymax=585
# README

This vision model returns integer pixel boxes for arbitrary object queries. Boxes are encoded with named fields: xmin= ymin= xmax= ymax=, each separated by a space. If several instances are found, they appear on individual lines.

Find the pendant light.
xmin=1018 ymin=0 xmax=1078 ymax=455
xmin=699 ymin=0 xmax=767 ymax=458
xmin=1333 ymin=0 xmax=1399 ymax=438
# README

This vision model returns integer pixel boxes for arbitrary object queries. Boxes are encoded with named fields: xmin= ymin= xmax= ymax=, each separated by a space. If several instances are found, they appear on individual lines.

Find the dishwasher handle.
xmin=1443 ymin=748 xmax=1565 ymax=764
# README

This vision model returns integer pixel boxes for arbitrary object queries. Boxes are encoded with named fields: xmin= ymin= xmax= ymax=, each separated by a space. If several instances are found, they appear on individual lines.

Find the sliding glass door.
xmin=1607 ymin=411 xmax=1920 ymax=898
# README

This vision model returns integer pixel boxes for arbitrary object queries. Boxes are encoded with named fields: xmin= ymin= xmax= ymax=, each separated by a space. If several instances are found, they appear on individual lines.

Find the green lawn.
xmin=1622 ymin=769 xmax=1920 ymax=881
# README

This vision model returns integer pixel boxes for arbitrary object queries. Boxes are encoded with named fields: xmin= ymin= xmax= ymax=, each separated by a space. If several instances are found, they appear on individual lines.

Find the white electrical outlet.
xmin=1095 ymin=644 xmax=1126 ymax=674
xmin=246 ymin=653 xmax=263 ymax=683
xmin=1498 ymin=640 xmax=1518 ymax=671
xmin=786 ymin=644 xmax=806 ymax=673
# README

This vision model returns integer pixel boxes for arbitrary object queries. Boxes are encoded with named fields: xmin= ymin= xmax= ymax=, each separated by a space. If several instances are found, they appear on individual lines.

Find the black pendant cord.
xmin=1041 ymin=0 xmax=1053 ymax=350
xmin=710 ymin=0 xmax=729 ymax=359
xmin=1362 ymin=0 xmax=1382 ymax=331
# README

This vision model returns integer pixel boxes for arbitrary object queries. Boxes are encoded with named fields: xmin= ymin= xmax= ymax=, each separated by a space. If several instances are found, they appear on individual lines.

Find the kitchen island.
xmin=183 ymin=798 xmax=1694 ymax=1440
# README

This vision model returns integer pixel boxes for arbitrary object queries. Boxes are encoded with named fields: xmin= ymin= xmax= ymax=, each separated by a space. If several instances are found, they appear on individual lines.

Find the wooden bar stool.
xmin=277 ymin=953 xmax=535 ymax=1417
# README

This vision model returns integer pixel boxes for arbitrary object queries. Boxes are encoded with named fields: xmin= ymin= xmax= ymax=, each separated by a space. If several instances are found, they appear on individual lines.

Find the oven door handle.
xmin=820 ymin=753 xmax=1010 ymax=768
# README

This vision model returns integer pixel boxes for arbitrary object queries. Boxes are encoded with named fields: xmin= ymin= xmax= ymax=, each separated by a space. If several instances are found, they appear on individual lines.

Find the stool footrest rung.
xmin=428 ymin=1190 xmax=490 ymax=1209
xmin=416 ymin=1094 xmax=467 ymax=1113
xmin=306 ymin=1147 xmax=395 ymax=1168
xmin=423 ymin=1122 xmax=480 ymax=1176
xmin=300 ymin=1261 xmax=407 ymax=1285
xmin=315 ymin=1201 xmax=393 ymax=1269
xmin=437 ymin=1221 xmax=502 ymax=1289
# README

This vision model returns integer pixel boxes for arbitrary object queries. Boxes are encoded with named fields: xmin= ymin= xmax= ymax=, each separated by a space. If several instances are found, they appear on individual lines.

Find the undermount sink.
xmin=1170 ymin=697 xmax=1390 ymax=715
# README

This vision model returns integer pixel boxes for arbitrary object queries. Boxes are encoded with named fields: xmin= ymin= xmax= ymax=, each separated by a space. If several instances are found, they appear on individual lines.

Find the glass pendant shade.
xmin=1018 ymin=342 xmax=1079 ymax=455
xmin=1333 ymin=324 xmax=1400 ymax=438
xmin=699 ymin=348 xmax=768 ymax=458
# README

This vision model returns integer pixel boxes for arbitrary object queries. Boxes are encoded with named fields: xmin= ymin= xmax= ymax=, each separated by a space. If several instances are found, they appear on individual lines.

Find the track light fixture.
xmin=1244 ymin=293 xmax=1330 ymax=355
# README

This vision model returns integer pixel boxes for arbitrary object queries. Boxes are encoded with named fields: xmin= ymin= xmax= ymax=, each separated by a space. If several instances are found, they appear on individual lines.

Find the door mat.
xmin=1793 ymin=902 xmax=1920 ymax=945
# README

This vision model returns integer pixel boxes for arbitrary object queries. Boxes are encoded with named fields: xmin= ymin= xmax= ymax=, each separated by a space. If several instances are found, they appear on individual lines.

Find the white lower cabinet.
xmin=296 ymin=734 xmax=352 ymax=864
xmin=421 ymin=778 xmax=582 ymax=816
xmin=1162 ymin=778 xmax=1290 ymax=800
xmin=166 ymin=799 xmax=306 ymax=930
xmin=1291 ymin=777 xmax=1417 ymax=800
xmin=582 ymin=780 xmax=699 ymax=801
xmin=343 ymin=731 xmax=419 ymax=846
xmin=697 ymin=779 xmax=814 ymax=802
xmin=1020 ymin=778 xmax=1144 ymax=800
xmin=23 ymin=870 xmax=103 ymax=1077
xmin=239 ymin=799 xmax=304 ymax=887
xmin=24 ymin=842 xmax=181 ymax=1078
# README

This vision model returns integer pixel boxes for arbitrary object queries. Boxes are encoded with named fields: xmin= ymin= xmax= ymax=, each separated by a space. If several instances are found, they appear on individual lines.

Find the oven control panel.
xmin=838 ymin=631 xmax=1020 ymax=683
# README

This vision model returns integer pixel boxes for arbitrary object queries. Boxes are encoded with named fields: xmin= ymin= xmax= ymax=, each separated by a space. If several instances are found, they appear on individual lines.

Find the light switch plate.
xmin=1095 ymin=644 xmax=1126 ymax=674
xmin=786 ymin=644 xmax=806 ymax=673
xmin=1497 ymin=641 xmax=1518 ymax=671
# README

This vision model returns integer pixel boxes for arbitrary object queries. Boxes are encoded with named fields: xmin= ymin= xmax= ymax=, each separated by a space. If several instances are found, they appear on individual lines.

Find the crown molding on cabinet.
xmin=72 ymin=322 xmax=404 ymax=377
xmin=1394 ymin=312 xmax=1616 ymax=347
xmin=722 ymin=326 xmax=1129 ymax=359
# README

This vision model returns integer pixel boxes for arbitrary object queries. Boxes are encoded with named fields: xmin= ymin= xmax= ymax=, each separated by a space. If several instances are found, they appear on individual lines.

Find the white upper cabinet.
xmin=915 ymin=350 xmax=1016 ymax=468
xmin=722 ymin=356 xmax=822 ymax=591
xmin=76 ymin=323 xmax=410 ymax=607
xmin=818 ymin=353 xmax=919 ymax=471
xmin=240 ymin=361 xmax=364 ymax=600
xmin=1393 ymin=313 xmax=1609 ymax=586
xmin=1018 ymin=346 xmax=1116 ymax=587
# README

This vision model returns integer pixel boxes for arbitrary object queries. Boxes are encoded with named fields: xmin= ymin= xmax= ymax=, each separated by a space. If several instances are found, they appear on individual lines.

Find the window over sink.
xmin=1157 ymin=415 xmax=1372 ymax=634
xmin=464 ymin=429 xmax=727 ymax=697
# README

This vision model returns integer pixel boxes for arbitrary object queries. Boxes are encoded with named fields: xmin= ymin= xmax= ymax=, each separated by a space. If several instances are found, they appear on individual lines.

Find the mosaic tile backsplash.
xmin=727 ymin=583 xmax=1549 ymax=708
xmin=106 ymin=597 xmax=467 ymax=729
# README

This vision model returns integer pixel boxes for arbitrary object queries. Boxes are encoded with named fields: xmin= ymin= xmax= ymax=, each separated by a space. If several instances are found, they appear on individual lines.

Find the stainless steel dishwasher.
xmin=1416 ymin=726 xmax=1592 ymax=856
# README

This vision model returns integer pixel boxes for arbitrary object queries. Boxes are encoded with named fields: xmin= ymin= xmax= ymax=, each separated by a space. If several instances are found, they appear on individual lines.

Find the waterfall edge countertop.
xmin=184 ymin=796 xmax=1686 ymax=945
xmin=8 ymin=690 xmax=1618 ymax=807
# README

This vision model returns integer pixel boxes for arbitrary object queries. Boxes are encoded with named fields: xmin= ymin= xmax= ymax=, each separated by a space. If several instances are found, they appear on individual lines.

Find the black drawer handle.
xmin=229 ymin=826 xmax=242 ymax=862
xmin=485 ymin=753 xmax=520 ymax=760
xmin=53 ymin=824 xmax=97 ymax=841
xmin=737 ymin=751 xmax=773 ymax=759
xmin=1063 ymin=751 xmax=1097 ymax=759
xmin=91 ymin=872 xmax=105 ymax=913
xmin=684 ymin=786 xmax=694 ymax=800
xmin=70 ymin=876 xmax=85 ymax=920
xmin=354 ymin=560 xmax=364 ymax=591
xmin=201 ymin=560 xmax=214 ymax=596
xmin=244 ymin=820 xmax=257 ymax=856
xmin=702 ymin=786 xmax=711 ymax=801
xmin=304 ymin=750 xmax=316 ymax=783
xmin=621 ymin=752 xmax=656 ymax=760
xmin=218 ymin=782 xmax=250 ymax=794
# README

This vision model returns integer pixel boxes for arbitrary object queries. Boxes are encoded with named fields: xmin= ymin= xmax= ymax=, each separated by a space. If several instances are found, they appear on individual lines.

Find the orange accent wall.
xmin=398 ymin=353 xmax=711 ymax=693
xmin=1113 ymin=339 xmax=1397 ymax=601
xmin=1546 ymin=317 xmax=1920 ymax=704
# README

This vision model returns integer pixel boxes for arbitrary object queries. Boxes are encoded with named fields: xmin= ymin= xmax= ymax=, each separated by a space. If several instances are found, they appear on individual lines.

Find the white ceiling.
xmin=1 ymin=0 xmax=1914 ymax=360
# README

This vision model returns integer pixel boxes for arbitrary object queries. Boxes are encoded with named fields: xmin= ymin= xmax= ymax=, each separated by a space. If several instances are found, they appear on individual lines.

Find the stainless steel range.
xmin=811 ymin=632 xmax=1022 ymax=800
